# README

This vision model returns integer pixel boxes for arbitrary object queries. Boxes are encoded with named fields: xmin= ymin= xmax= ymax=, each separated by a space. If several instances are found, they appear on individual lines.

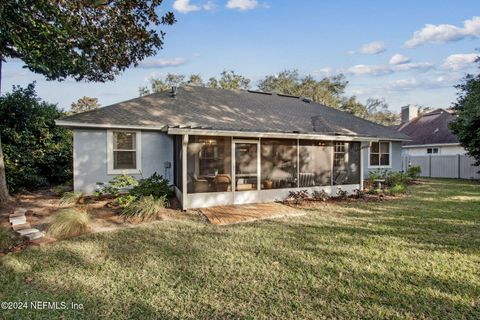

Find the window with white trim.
xmin=108 ymin=130 xmax=141 ymax=174
xmin=427 ymin=147 xmax=439 ymax=154
xmin=369 ymin=141 xmax=390 ymax=167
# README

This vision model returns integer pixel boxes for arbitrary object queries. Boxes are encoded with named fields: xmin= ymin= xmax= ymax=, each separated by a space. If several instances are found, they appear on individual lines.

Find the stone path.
xmin=8 ymin=208 xmax=56 ymax=246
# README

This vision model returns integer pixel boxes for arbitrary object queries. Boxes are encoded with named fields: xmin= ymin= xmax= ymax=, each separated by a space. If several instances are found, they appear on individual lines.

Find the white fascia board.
xmin=166 ymin=127 xmax=404 ymax=142
xmin=402 ymin=143 xmax=461 ymax=148
xmin=55 ymin=120 xmax=167 ymax=131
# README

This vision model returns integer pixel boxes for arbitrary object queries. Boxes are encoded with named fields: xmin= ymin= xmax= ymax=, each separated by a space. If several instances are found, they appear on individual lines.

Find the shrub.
xmin=0 ymin=83 xmax=72 ymax=193
xmin=287 ymin=190 xmax=310 ymax=204
xmin=336 ymin=187 xmax=348 ymax=199
xmin=385 ymin=172 xmax=409 ymax=188
xmin=353 ymin=188 xmax=365 ymax=199
xmin=59 ymin=191 xmax=83 ymax=206
xmin=390 ymin=184 xmax=407 ymax=195
xmin=130 ymin=173 xmax=171 ymax=199
xmin=121 ymin=195 xmax=167 ymax=220
xmin=0 ymin=227 xmax=22 ymax=252
xmin=48 ymin=208 xmax=91 ymax=239
xmin=312 ymin=189 xmax=329 ymax=202
xmin=407 ymin=165 xmax=422 ymax=179
xmin=115 ymin=194 xmax=138 ymax=208
xmin=95 ymin=174 xmax=138 ymax=197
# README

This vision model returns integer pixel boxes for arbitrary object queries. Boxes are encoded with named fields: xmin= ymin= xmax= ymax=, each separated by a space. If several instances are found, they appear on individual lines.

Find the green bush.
xmin=59 ymin=191 xmax=83 ymax=206
xmin=95 ymin=174 xmax=139 ymax=197
xmin=121 ymin=195 xmax=167 ymax=220
xmin=130 ymin=173 xmax=171 ymax=199
xmin=0 ymin=83 xmax=72 ymax=193
xmin=407 ymin=165 xmax=422 ymax=179
xmin=368 ymin=168 xmax=388 ymax=180
xmin=312 ymin=190 xmax=329 ymax=201
xmin=390 ymin=184 xmax=407 ymax=195
xmin=336 ymin=187 xmax=348 ymax=199
xmin=115 ymin=194 xmax=138 ymax=208
xmin=0 ymin=227 xmax=22 ymax=252
xmin=48 ymin=208 xmax=91 ymax=239
xmin=385 ymin=172 xmax=409 ymax=188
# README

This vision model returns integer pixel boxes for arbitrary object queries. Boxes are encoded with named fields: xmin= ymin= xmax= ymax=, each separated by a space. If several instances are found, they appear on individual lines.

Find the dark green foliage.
xmin=449 ymin=58 xmax=480 ymax=167
xmin=0 ymin=1 xmax=175 ymax=82
xmin=407 ymin=165 xmax=422 ymax=179
xmin=130 ymin=173 xmax=172 ymax=199
xmin=0 ymin=84 xmax=72 ymax=192
xmin=0 ymin=226 xmax=22 ymax=252
xmin=312 ymin=189 xmax=329 ymax=201
xmin=95 ymin=174 xmax=139 ymax=197
xmin=385 ymin=172 xmax=409 ymax=188
xmin=336 ymin=187 xmax=348 ymax=199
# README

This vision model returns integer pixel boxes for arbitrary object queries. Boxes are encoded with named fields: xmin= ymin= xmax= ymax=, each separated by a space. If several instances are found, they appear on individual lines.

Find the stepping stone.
xmin=30 ymin=237 xmax=56 ymax=246
xmin=16 ymin=228 xmax=40 ymax=237
xmin=12 ymin=223 xmax=31 ymax=231
xmin=9 ymin=216 xmax=27 ymax=225
xmin=24 ymin=231 xmax=45 ymax=241
xmin=10 ymin=208 xmax=27 ymax=217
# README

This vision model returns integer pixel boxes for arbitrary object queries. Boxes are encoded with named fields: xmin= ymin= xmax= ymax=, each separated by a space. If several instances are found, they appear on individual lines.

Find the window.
xmin=369 ymin=141 xmax=390 ymax=167
xmin=107 ymin=131 xmax=141 ymax=174
xmin=427 ymin=148 xmax=439 ymax=154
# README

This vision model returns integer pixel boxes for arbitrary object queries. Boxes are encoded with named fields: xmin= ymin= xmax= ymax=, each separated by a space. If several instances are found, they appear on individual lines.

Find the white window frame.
xmin=427 ymin=147 xmax=439 ymax=154
xmin=368 ymin=141 xmax=392 ymax=168
xmin=107 ymin=130 xmax=142 ymax=175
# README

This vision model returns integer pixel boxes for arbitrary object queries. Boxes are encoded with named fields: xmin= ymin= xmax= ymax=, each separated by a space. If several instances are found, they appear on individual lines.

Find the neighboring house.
xmin=397 ymin=105 xmax=465 ymax=156
xmin=56 ymin=86 xmax=408 ymax=210
xmin=396 ymin=105 xmax=479 ymax=179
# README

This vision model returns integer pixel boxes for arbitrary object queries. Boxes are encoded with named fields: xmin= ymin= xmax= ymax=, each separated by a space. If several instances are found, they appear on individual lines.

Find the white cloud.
xmin=393 ymin=62 xmax=434 ymax=72
xmin=173 ymin=0 xmax=200 ymax=13
xmin=347 ymin=64 xmax=392 ymax=75
xmin=405 ymin=16 xmax=480 ymax=48
xmin=202 ymin=1 xmax=217 ymax=11
xmin=138 ymin=58 xmax=186 ymax=69
xmin=226 ymin=0 xmax=262 ymax=10
xmin=357 ymin=41 xmax=387 ymax=54
xmin=441 ymin=53 xmax=478 ymax=70
xmin=389 ymin=54 xmax=410 ymax=65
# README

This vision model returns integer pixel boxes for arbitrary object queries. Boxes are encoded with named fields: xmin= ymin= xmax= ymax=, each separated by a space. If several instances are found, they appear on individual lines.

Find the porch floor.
xmin=200 ymin=202 xmax=306 ymax=225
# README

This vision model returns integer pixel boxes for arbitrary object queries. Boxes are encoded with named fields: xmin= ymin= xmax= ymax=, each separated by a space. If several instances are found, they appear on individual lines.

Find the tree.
xmin=218 ymin=70 xmax=250 ymax=90
xmin=364 ymin=98 xmax=399 ymax=126
xmin=207 ymin=77 xmax=219 ymax=88
xmin=449 ymin=57 xmax=480 ymax=166
xmin=0 ymin=0 xmax=175 ymax=203
xmin=70 ymin=96 xmax=100 ymax=114
xmin=0 ymin=83 xmax=72 ymax=192
xmin=187 ymin=74 xmax=205 ymax=87
xmin=258 ymin=70 xmax=347 ymax=108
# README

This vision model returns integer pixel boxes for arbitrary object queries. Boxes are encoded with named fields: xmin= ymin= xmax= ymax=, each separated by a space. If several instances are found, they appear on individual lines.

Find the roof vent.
xmin=171 ymin=86 xmax=177 ymax=97
xmin=302 ymin=97 xmax=311 ymax=103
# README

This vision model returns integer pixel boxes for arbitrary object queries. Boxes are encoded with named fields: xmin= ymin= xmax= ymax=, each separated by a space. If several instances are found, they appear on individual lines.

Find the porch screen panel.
xmin=261 ymin=139 xmax=297 ymax=189
xmin=187 ymin=136 xmax=232 ymax=193
xmin=299 ymin=140 xmax=331 ymax=187
xmin=173 ymin=135 xmax=183 ymax=190
xmin=333 ymin=142 xmax=361 ymax=185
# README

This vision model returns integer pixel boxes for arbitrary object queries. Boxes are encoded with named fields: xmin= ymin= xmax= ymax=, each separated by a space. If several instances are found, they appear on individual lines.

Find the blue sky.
xmin=2 ymin=0 xmax=479 ymax=112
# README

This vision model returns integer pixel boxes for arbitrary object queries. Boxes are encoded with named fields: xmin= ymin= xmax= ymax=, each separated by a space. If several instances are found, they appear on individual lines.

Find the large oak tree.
xmin=0 ymin=0 xmax=175 ymax=203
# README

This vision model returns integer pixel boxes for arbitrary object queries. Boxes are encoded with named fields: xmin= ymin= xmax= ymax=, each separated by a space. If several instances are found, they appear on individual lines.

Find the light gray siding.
xmin=363 ymin=141 xmax=403 ymax=178
xmin=73 ymin=129 xmax=173 ymax=194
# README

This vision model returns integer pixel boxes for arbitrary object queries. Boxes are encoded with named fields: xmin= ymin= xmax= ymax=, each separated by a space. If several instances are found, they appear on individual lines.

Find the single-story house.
xmin=56 ymin=86 xmax=409 ymax=210
xmin=397 ymin=105 xmax=465 ymax=156
xmin=396 ymin=105 xmax=480 ymax=179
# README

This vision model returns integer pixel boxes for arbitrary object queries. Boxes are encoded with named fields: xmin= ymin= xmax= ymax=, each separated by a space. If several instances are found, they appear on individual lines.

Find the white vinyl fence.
xmin=402 ymin=155 xmax=480 ymax=179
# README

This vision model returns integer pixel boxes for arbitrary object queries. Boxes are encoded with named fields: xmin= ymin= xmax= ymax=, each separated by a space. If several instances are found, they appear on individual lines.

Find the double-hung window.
xmin=369 ymin=141 xmax=390 ymax=167
xmin=107 ymin=130 xmax=141 ymax=174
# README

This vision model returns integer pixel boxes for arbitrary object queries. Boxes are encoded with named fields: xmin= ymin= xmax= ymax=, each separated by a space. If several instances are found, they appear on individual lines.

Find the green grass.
xmin=1 ymin=179 xmax=479 ymax=319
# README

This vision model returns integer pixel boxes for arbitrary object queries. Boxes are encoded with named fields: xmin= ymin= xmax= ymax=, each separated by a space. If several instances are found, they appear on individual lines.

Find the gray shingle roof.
xmin=398 ymin=109 xmax=459 ymax=146
xmin=59 ymin=86 xmax=408 ymax=140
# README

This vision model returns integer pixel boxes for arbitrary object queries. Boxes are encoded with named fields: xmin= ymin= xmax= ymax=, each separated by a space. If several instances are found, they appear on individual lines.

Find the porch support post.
xmin=182 ymin=134 xmax=188 ymax=210
xmin=360 ymin=142 xmax=365 ymax=190
xmin=296 ymin=139 xmax=300 ymax=188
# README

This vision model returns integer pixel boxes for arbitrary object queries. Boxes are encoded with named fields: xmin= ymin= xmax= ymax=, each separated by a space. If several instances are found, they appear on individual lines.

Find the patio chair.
xmin=189 ymin=172 xmax=210 ymax=193
xmin=214 ymin=174 xmax=232 ymax=191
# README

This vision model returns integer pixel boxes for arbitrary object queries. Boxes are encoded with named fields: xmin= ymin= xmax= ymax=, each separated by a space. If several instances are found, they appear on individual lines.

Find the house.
xmin=396 ymin=105 xmax=479 ymax=179
xmin=397 ymin=105 xmax=466 ymax=156
xmin=56 ymin=86 xmax=409 ymax=210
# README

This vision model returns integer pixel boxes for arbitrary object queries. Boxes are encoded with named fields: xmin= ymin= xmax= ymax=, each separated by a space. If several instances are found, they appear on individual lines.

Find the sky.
xmin=2 ymin=0 xmax=479 ymax=112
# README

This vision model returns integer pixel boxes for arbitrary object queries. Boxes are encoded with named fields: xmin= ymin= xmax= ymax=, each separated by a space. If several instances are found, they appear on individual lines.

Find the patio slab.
xmin=200 ymin=202 xmax=305 ymax=225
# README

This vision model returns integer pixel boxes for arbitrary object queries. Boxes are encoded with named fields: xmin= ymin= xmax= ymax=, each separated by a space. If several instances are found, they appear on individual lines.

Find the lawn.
xmin=1 ymin=179 xmax=479 ymax=319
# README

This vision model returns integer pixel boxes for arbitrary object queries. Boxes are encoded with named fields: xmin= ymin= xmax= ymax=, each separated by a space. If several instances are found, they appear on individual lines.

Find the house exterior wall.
xmin=73 ymin=129 xmax=173 ymax=194
xmin=363 ymin=141 xmax=403 ymax=178
xmin=402 ymin=144 xmax=466 ymax=156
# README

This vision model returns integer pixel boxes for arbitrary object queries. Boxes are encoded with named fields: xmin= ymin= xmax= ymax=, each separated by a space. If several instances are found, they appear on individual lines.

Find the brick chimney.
xmin=401 ymin=105 xmax=418 ymax=124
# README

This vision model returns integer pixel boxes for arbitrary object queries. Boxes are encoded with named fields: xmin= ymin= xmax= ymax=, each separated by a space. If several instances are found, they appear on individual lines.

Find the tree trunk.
xmin=0 ymin=58 xmax=11 ymax=204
